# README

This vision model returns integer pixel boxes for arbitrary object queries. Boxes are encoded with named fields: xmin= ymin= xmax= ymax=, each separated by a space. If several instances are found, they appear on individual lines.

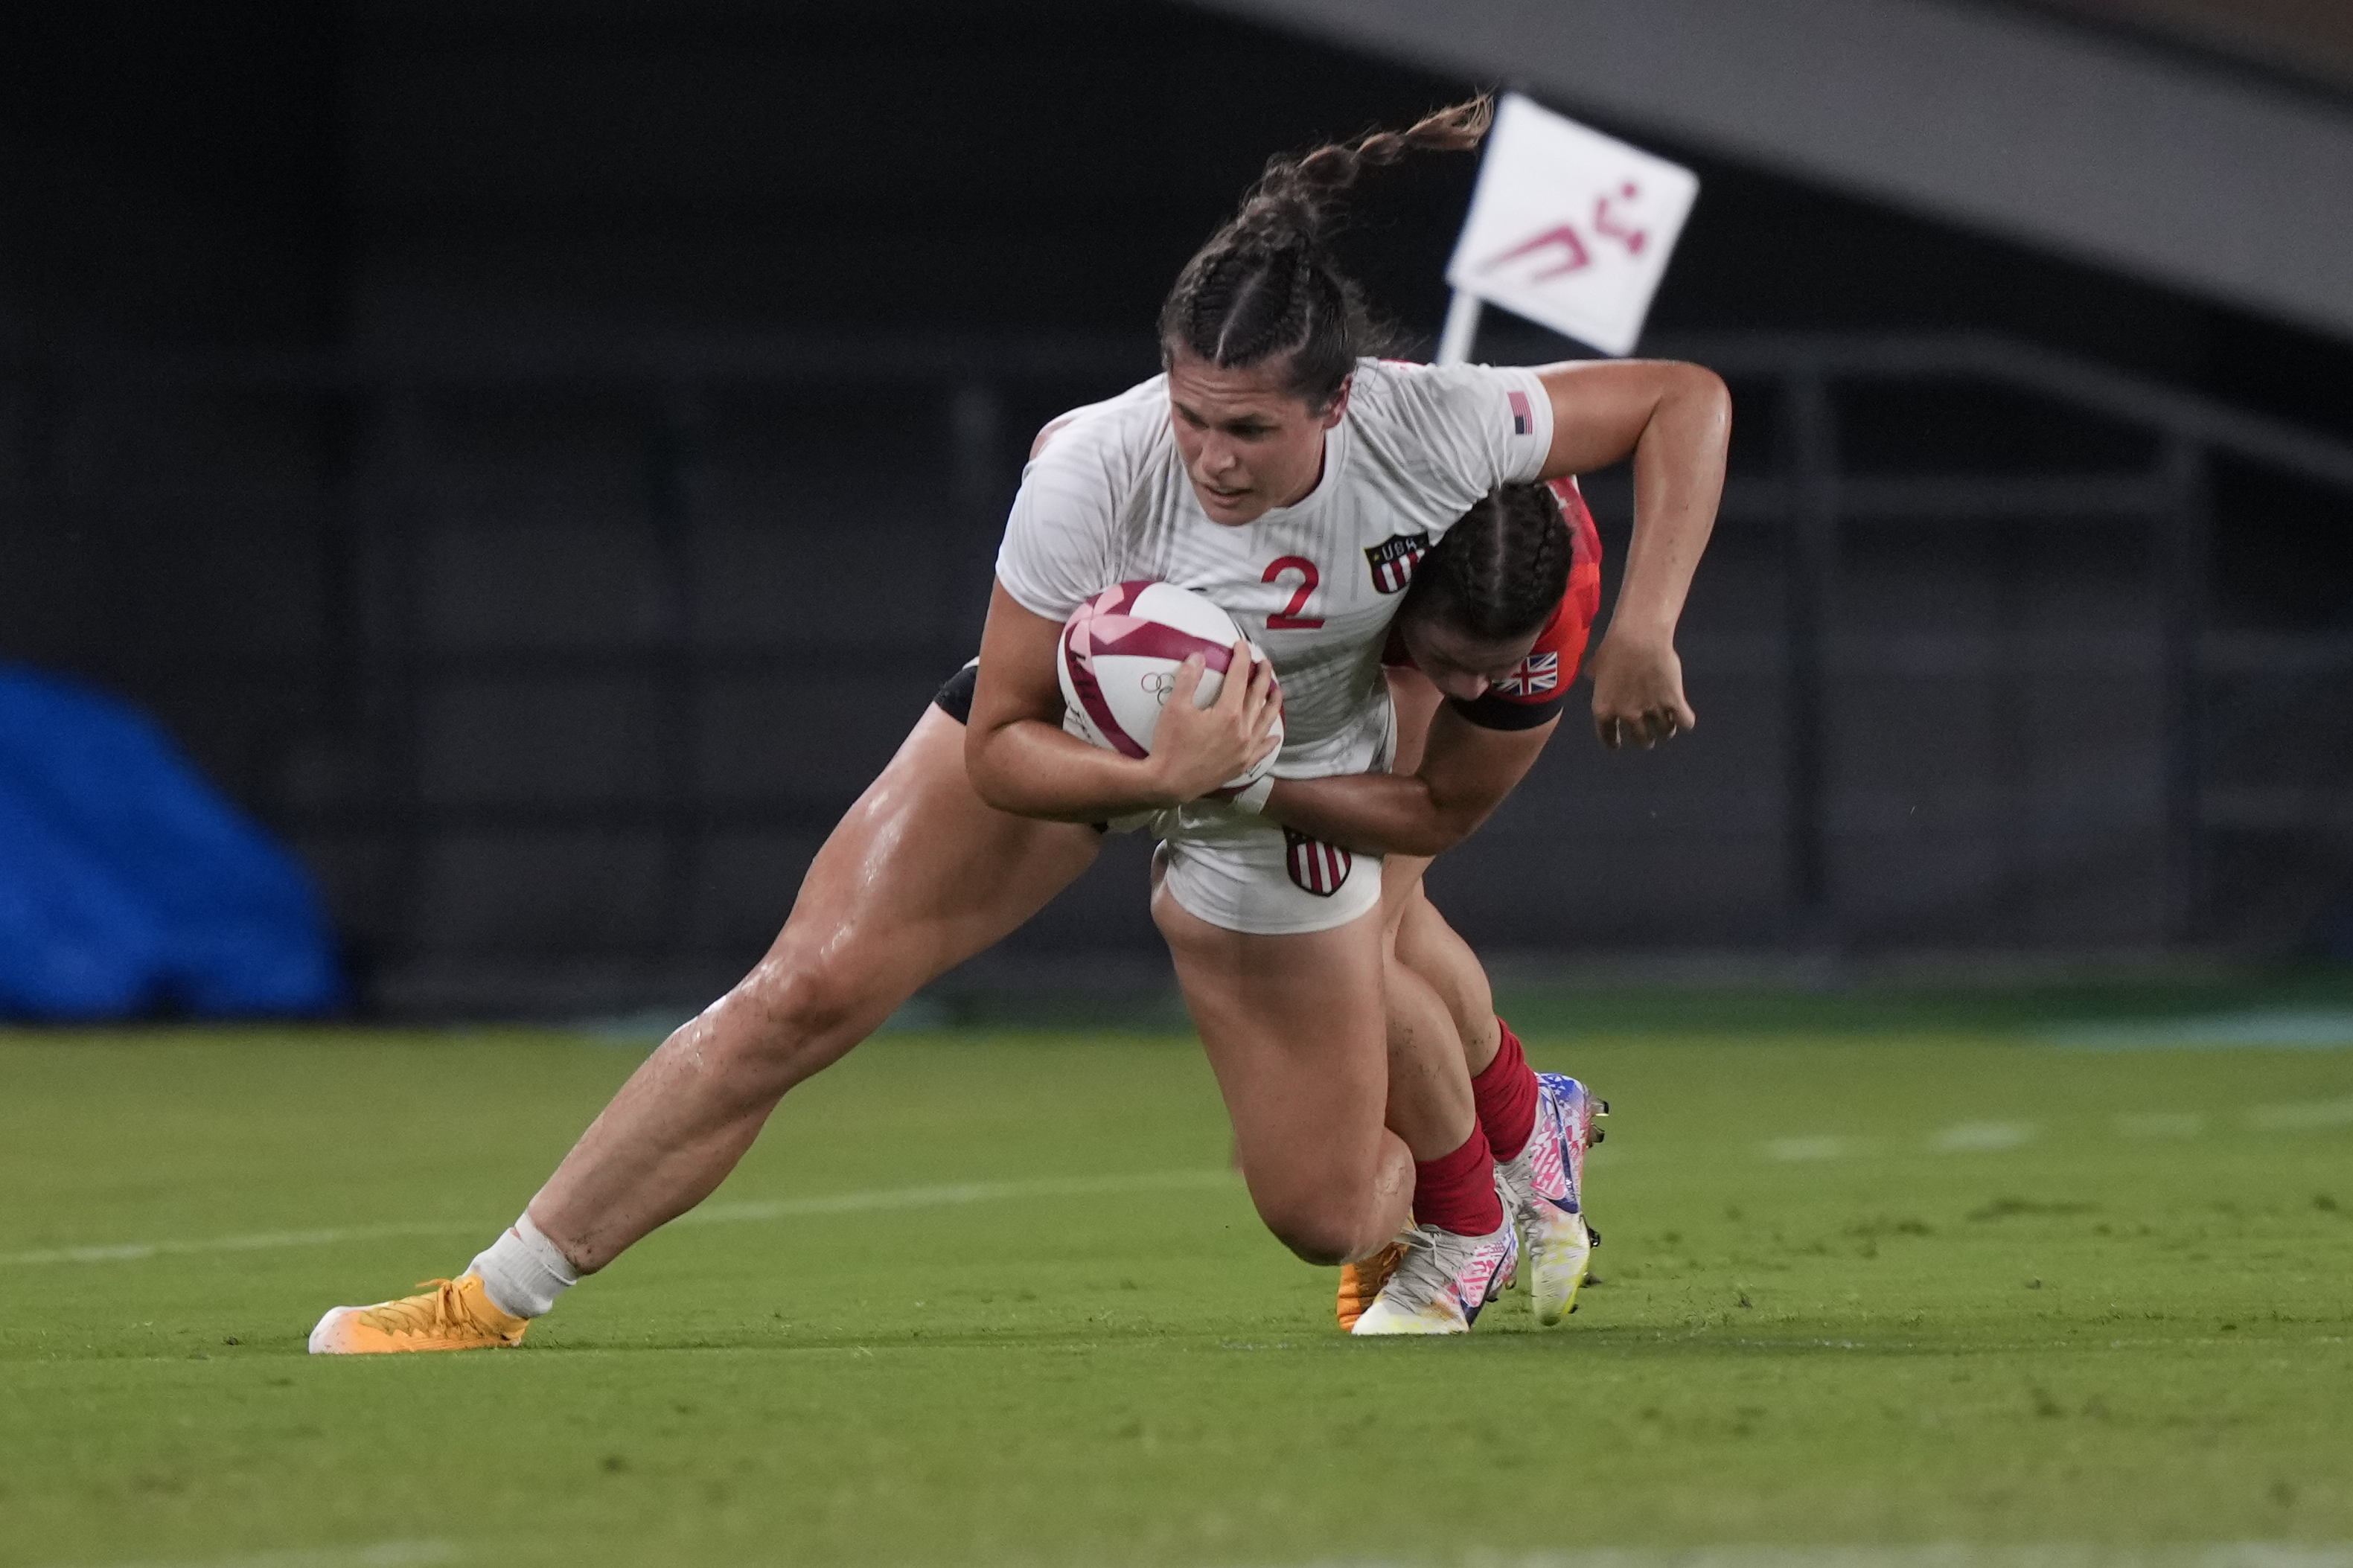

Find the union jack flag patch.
xmin=1362 ymin=532 xmax=1428 ymax=595
xmin=1283 ymin=828 xmax=1352 ymax=897
xmin=1495 ymin=651 xmax=1559 ymax=697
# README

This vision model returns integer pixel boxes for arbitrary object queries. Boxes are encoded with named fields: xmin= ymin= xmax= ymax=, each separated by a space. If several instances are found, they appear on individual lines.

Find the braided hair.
xmin=1402 ymin=483 xmax=1574 ymax=643
xmin=1158 ymin=97 xmax=1494 ymax=409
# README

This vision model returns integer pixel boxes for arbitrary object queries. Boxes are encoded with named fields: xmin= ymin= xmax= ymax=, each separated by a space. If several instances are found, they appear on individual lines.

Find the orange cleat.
xmin=1335 ymin=1241 xmax=1408 ymax=1332
xmin=308 ymin=1273 xmax=530 ymax=1354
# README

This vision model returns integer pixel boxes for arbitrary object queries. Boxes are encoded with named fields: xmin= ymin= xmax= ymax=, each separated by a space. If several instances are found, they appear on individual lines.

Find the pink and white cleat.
xmin=1495 ymin=1073 xmax=1606 ymax=1325
xmin=1349 ymin=1216 xmax=1519 ymax=1336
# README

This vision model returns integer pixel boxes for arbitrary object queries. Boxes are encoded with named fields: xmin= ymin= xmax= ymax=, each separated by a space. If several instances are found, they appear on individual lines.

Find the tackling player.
xmin=1306 ymin=478 xmax=1618 ymax=1331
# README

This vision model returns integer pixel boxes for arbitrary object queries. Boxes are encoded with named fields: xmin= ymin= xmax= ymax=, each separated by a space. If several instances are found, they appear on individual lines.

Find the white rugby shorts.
xmin=1158 ymin=815 xmax=1383 ymax=935
xmin=1150 ymin=688 xmax=1393 ymax=937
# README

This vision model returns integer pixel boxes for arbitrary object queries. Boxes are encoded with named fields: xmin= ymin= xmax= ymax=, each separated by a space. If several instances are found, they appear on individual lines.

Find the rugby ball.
xmin=1059 ymin=580 xmax=1282 ymax=788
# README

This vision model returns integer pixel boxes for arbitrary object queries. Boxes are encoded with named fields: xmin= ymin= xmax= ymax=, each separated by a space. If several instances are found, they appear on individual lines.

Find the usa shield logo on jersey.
xmin=1289 ymin=827 xmax=1364 ymax=903
xmin=1363 ymin=533 xmax=1428 ymax=595
xmin=1496 ymin=651 xmax=1559 ymax=696
xmin=1283 ymin=828 xmax=1353 ymax=897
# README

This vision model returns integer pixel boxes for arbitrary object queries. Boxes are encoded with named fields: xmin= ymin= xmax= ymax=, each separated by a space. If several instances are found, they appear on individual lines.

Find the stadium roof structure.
xmin=1186 ymin=0 xmax=2353 ymax=342
xmin=2032 ymin=0 xmax=2353 ymax=94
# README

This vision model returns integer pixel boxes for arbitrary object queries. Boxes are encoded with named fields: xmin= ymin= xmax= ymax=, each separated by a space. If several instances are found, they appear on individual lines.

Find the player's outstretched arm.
xmin=1265 ymin=705 xmax=1558 ymax=858
xmin=1536 ymin=359 xmax=1728 ymax=750
xmin=965 ymin=580 xmax=1279 ymax=822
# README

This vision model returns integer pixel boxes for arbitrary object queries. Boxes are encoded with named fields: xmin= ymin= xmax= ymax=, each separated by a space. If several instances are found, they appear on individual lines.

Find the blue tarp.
xmin=0 ymin=664 xmax=342 ymax=1020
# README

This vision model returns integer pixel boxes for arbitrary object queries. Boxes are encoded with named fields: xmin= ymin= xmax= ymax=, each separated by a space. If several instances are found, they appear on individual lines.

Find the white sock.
xmin=468 ymin=1213 xmax=579 ymax=1319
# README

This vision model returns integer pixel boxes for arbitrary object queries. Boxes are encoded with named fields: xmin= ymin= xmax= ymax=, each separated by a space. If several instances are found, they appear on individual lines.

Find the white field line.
xmin=23 ymin=1083 xmax=2345 ymax=1267
xmin=0 ymin=1168 xmax=1236 ymax=1269
xmin=0 ymin=1220 xmax=482 ymax=1267
xmin=36 ymin=1540 xmax=460 ymax=1568
xmin=1765 ymin=1092 xmax=2353 ymax=1161
xmin=2246 ymin=1096 xmax=2353 ymax=1130
xmin=671 ymin=1168 xmax=1236 ymax=1225
xmin=1932 ymin=1120 xmax=2040 ymax=1153
xmin=2044 ymin=1007 xmax=2353 ymax=1049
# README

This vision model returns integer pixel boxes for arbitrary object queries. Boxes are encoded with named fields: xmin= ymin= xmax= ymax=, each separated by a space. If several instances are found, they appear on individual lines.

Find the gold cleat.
xmin=308 ymin=1273 xmax=529 ymax=1354
xmin=1336 ymin=1241 xmax=1407 ymax=1332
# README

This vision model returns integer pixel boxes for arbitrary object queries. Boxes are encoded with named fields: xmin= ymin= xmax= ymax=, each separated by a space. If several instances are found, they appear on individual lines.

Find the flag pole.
xmin=1435 ymin=288 xmax=1483 ymax=366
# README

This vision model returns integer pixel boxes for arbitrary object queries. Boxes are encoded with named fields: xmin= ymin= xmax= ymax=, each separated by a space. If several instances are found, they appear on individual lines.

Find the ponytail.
xmin=1158 ymin=97 xmax=1494 ymax=409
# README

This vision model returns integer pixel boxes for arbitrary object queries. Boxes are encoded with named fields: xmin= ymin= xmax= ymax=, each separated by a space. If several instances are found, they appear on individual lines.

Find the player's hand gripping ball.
xmin=1058 ymin=580 xmax=1283 ymax=790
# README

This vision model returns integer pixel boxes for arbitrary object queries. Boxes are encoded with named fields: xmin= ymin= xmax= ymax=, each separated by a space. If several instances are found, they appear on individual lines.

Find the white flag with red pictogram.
xmin=1446 ymin=94 xmax=1699 ymax=357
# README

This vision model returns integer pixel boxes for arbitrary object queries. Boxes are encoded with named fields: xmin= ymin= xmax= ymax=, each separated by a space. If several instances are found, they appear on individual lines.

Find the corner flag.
xmin=1439 ymin=94 xmax=1699 ymax=362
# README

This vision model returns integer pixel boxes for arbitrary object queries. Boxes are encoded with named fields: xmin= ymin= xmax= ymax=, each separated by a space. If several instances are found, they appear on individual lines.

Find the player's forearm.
xmin=1611 ymin=363 xmax=1728 ymax=645
xmin=1265 ymin=773 xmax=1492 ymax=859
xmin=966 ymin=719 xmax=1181 ymax=822
xmin=1273 ymin=704 xmax=1556 ymax=854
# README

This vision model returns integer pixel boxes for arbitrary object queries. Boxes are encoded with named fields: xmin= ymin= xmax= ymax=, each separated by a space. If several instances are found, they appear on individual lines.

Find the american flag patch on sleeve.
xmin=1507 ymin=390 xmax=1532 ymax=437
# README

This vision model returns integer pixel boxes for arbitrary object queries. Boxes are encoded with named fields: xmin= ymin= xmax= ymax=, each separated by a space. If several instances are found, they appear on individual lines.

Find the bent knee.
xmin=722 ymin=953 xmax=896 ymax=1076
xmin=1257 ymin=1191 xmax=1388 ymax=1268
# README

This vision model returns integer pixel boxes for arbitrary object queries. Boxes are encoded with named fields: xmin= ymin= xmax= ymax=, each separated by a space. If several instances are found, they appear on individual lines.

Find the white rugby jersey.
xmin=995 ymin=357 xmax=1555 ymax=778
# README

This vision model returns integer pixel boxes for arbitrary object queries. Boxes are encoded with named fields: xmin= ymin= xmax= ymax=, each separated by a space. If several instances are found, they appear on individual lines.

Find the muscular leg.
xmin=1329 ymin=869 xmax=1497 ymax=1331
xmin=1388 ymin=865 xmax=1504 ymax=1077
xmin=1370 ymin=664 xmax=1497 ymax=1145
xmin=1347 ymin=706 xmax=1588 ymax=1328
xmin=1376 ymin=848 xmax=1478 ymax=1159
xmin=529 ymin=708 xmax=1102 ymax=1271
xmin=1382 ymin=952 xmax=1478 ymax=1161
xmin=1153 ymin=883 xmax=1412 ymax=1267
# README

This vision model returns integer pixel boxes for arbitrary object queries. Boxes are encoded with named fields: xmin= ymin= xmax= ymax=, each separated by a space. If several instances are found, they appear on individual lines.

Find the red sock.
xmin=1472 ymin=1018 xmax=1540 ymax=1162
xmin=1413 ymin=1124 xmax=1504 ymax=1237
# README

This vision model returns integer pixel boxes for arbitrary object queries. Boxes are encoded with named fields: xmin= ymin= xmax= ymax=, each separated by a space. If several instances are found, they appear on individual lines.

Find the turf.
xmin=2 ymin=1020 xmax=2350 ymax=1568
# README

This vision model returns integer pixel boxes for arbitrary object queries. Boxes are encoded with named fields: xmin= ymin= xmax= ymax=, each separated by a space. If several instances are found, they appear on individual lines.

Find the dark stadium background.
xmin=4 ymin=0 xmax=2350 ymax=1017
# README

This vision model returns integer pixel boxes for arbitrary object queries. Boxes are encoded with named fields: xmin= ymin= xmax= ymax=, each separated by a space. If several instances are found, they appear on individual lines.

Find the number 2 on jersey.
xmin=1262 ymin=556 xmax=1325 ymax=630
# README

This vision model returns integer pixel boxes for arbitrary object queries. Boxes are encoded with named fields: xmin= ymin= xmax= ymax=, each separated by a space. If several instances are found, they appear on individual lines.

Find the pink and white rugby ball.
xmin=1059 ymin=580 xmax=1282 ymax=788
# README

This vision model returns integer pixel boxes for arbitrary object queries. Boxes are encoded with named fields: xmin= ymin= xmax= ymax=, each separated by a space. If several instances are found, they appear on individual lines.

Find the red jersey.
xmin=1384 ymin=476 xmax=1603 ymax=732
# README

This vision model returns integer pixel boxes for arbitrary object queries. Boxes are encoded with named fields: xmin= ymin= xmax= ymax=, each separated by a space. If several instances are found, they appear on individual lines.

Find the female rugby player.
xmin=1273 ymin=476 xmax=1612 ymax=1332
xmin=310 ymin=97 xmax=1723 ymax=1353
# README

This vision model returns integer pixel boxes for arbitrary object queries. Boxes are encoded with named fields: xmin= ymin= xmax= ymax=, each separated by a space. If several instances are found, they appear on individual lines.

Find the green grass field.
xmin=4 ymin=1007 xmax=2351 ymax=1568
